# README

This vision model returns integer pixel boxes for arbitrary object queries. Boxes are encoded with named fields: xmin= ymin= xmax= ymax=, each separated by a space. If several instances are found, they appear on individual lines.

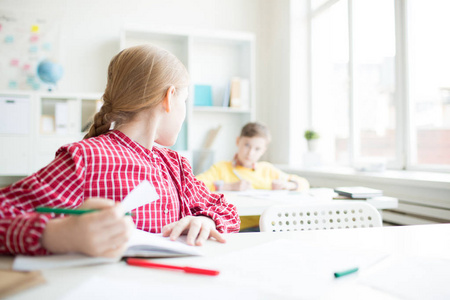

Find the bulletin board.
xmin=0 ymin=11 xmax=60 ymax=91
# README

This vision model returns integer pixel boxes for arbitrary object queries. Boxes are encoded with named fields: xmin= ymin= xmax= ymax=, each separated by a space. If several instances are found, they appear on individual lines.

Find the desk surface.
xmin=222 ymin=189 xmax=398 ymax=216
xmin=5 ymin=223 xmax=450 ymax=300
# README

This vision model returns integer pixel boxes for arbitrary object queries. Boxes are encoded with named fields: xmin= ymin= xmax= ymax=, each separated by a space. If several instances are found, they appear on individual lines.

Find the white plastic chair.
xmin=259 ymin=201 xmax=382 ymax=232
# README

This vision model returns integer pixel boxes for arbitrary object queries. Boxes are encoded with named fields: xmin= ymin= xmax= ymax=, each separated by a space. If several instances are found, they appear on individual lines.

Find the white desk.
xmin=222 ymin=189 xmax=398 ymax=217
xmin=5 ymin=224 xmax=450 ymax=300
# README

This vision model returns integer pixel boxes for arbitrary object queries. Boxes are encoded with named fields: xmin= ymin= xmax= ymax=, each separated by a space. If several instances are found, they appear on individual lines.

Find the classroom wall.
xmin=259 ymin=1 xmax=292 ymax=164
xmin=0 ymin=0 xmax=294 ymax=164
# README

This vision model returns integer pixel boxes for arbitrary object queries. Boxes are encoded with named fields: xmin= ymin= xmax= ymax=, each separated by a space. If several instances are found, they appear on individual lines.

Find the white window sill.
xmin=276 ymin=165 xmax=450 ymax=224
xmin=277 ymin=165 xmax=450 ymax=190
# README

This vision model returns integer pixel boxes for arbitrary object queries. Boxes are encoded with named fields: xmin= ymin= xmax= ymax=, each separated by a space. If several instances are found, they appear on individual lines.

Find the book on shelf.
xmin=334 ymin=186 xmax=383 ymax=199
xmin=222 ymin=80 xmax=230 ymax=107
xmin=194 ymin=84 xmax=213 ymax=106
xmin=40 ymin=115 xmax=55 ymax=134
xmin=228 ymin=77 xmax=250 ymax=109
xmin=229 ymin=77 xmax=241 ymax=108
xmin=240 ymin=78 xmax=250 ymax=109
xmin=55 ymin=102 xmax=68 ymax=134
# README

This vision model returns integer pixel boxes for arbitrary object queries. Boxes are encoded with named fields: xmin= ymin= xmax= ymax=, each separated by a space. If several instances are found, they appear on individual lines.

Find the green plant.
xmin=304 ymin=130 xmax=320 ymax=140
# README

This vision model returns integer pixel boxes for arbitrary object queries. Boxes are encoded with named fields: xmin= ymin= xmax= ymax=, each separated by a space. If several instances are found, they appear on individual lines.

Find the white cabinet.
xmin=120 ymin=28 xmax=255 ymax=174
xmin=0 ymin=91 xmax=101 ymax=176
xmin=0 ymin=93 xmax=33 ymax=175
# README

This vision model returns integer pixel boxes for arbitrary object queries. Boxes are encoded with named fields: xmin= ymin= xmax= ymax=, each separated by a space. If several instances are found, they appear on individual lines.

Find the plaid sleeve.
xmin=0 ymin=146 xmax=86 ymax=255
xmin=180 ymin=156 xmax=240 ymax=233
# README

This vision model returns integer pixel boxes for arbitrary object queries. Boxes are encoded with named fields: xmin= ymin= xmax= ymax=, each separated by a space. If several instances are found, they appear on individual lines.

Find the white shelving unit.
xmin=120 ymin=27 xmax=256 ymax=174
xmin=0 ymin=29 xmax=255 ymax=177
xmin=0 ymin=91 xmax=101 ymax=176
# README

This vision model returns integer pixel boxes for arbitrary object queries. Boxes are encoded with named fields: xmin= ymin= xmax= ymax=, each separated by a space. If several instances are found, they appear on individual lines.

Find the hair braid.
xmin=83 ymin=100 xmax=113 ymax=139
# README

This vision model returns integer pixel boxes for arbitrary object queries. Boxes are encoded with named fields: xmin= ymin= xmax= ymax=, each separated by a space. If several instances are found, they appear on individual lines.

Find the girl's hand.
xmin=271 ymin=179 xmax=287 ymax=190
xmin=272 ymin=179 xmax=297 ymax=191
xmin=161 ymin=216 xmax=226 ymax=246
xmin=41 ymin=198 xmax=135 ymax=258
xmin=224 ymin=180 xmax=252 ymax=191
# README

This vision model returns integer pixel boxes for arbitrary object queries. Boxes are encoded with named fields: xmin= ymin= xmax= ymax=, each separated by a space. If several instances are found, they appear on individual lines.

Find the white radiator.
xmin=382 ymin=200 xmax=450 ymax=225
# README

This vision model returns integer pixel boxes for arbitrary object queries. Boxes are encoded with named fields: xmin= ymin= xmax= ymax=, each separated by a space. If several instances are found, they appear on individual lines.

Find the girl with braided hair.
xmin=0 ymin=45 xmax=240 ymax=257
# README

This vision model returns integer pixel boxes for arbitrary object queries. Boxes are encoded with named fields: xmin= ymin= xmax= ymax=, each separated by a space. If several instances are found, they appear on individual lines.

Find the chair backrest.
xmin=259 ymin=200 xmax=382 ymax=232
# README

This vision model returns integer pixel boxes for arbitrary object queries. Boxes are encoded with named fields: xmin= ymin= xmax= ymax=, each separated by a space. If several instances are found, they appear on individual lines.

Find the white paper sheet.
xmin=194 ymin=239 xmax=388 ymax=300
xmin=12 ymin=254 xmax=118 ymax=271
xmin=359 ymin=257 xmax=450 ymax=300
xmin=60 ymin=276 xmax=259 ymax=300
xmin=121 ymin=180 xmax=159 ymax=212
xmin=223 ymin=190 xmax=317 ymax=201
xmin=225 ymin=190 xmax=291 ymax=198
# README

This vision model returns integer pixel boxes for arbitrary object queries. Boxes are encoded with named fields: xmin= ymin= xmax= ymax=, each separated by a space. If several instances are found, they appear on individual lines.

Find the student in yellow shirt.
xmin=196 ymin=122 xmax=310 ymax=231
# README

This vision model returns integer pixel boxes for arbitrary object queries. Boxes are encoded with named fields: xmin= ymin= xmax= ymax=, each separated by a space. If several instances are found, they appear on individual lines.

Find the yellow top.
xmin=196 ymin=161 xmax=310 ymax=192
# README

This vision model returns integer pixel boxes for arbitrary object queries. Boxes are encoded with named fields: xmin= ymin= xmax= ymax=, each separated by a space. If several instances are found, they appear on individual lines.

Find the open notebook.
xmin=13 ymin=229 xmax=203 ymax=271
xmin=13 ymin=180 xmax=202 ymax=271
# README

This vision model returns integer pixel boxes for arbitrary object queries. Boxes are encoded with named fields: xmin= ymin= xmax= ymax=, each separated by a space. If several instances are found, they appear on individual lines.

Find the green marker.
xmin=334 ymin=267 xmax=359 ymax=278
xmin=35 ymin=207 xmax=133 ymax=216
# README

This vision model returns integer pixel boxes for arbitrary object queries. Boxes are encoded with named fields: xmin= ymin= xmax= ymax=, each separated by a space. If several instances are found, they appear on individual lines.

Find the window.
xmin=308 ymin=0 xmax=450 ymax=171
xmin=353 ymin=0 xmax=396 ymax=164
xmin=408 ymin=0 xmax=450 ymax=169
xmin=311 ymin=0 xmax=349 ymax=164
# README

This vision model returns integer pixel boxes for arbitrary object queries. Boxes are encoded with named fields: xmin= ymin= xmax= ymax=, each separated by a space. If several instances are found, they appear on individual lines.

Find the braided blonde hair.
xmin=84 ymin=44 xmax=189 ymax=139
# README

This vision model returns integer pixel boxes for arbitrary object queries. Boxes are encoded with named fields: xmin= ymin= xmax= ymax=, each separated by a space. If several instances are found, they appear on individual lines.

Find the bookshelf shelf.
xmin=121 ymin=28 xmax=255 ymax=173
xmin=0 ymin=91 xmax=101 ymax=176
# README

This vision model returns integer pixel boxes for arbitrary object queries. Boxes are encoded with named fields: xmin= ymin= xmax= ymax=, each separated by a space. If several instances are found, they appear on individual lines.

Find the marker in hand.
xmin=35 ymin=207 xmax=134 ymax=216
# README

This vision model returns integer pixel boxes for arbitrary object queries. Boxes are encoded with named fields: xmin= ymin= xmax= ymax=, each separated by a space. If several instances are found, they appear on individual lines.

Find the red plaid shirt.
xmin=0 ymin=130 xmax=240 ymax=255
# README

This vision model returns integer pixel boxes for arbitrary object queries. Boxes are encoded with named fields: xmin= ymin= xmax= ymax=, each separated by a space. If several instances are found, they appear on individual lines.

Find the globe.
xmin=37 ymin=60 xmax=64 ymax=84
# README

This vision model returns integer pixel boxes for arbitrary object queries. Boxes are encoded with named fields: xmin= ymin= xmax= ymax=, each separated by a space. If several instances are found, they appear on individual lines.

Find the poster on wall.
xmin=0 ymin=11 xmax=61 ymax=91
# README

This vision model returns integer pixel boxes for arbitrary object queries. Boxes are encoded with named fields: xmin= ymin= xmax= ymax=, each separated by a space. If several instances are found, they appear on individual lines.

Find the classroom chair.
xmin=259 ymin=201 xmax=382 ymax=232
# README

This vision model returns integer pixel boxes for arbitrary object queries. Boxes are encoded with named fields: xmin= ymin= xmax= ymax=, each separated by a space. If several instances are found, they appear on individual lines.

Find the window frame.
xmin=307 ymin=0 xmax=450 ymax=173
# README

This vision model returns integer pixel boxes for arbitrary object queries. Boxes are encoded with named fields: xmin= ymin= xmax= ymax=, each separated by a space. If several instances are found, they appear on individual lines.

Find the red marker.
xmin=126 ymin=258 xmax=220 ymax=276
